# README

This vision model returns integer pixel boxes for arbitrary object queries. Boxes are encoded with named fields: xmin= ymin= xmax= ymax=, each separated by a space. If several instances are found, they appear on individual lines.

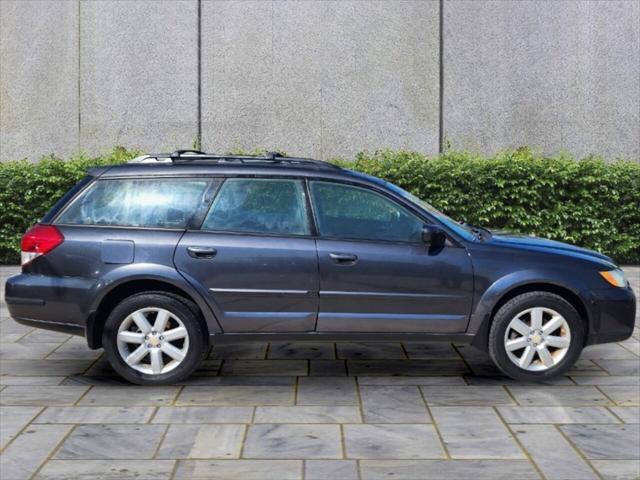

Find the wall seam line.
xmin=438 ymin=0 xmax=444 ymax=154
xmin=77 ymin=0 xmax=81 ymax=152
xmin=197 ymin=0 xmax=202 ymax=150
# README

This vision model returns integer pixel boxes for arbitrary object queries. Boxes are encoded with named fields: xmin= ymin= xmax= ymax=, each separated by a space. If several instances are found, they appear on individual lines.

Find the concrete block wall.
xmin=0 ymin=0 xmax=79 ymax=159
xmin=79 ymin=0 xmax=199 ymax=153
xmin=1 ymin=0 xmax=638 ymax=162
xmin=443 ymin=0 xmax=640 ymax=161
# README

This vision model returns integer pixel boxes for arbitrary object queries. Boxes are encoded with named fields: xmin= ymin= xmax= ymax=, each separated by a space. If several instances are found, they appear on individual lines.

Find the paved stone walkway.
xmin=0 ymin=266 xmax=638 ymax=480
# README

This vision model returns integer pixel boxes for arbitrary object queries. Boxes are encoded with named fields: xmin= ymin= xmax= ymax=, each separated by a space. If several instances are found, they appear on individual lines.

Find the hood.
xmin=488 ymin=230 xmax=616 ymax=265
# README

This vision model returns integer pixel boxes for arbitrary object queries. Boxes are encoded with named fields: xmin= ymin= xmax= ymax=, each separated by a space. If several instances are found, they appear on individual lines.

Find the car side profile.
xmin=5 ymin=150 xmax=636 ymax=385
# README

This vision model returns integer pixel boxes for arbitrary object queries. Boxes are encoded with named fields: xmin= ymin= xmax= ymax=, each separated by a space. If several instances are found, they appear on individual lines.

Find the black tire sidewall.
xmin=103 ymin=293 xmax=204 ymax=385
xmin=489 ymin=292 xmax=584 ymax=381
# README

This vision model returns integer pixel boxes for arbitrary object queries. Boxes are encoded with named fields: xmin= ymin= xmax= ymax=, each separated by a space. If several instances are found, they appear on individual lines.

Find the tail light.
xmin=20 ymin=224 xmax=64 ymax=266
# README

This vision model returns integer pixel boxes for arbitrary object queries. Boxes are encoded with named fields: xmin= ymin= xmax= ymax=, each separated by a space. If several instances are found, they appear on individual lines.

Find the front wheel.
xmin=488 ymin=291 xmax=584 ymax=381
xmin=103 ymin=293 xmax=205 ymax=385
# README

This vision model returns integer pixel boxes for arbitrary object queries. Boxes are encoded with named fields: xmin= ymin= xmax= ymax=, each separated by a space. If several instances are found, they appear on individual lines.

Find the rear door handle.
xmin=329 ymin=252 xmax=358 ymax=265
xmin=187 ymin=246 xmax=217 ymax=259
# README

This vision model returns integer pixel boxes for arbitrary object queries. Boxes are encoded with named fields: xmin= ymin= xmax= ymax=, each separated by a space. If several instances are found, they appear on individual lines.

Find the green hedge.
xmin=0 ymin=147 xmax=138 ymax=264
xmin=1 ymin=147 xmax=638 ymax=264
xmin=336 ymin=149 xmax=639 ymax=264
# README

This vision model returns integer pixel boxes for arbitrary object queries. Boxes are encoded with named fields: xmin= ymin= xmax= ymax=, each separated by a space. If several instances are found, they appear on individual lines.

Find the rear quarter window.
xmin=55 ymin=178 xmax=210 ymax=229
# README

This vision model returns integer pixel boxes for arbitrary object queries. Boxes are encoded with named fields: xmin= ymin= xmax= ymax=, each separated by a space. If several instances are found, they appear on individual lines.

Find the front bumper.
xmin=582 ymin=285 xmax=637 ymax=345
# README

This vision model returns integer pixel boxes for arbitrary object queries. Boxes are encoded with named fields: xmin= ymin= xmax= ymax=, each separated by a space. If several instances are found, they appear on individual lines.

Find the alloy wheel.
xmin=116 ymin=307 xmax=190 ymax=375
xmin=503 ymin=307 xmax=571 ymax=372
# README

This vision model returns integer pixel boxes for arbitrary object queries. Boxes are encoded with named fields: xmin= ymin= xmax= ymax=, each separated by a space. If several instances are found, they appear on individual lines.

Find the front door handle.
xmin=329 ymin=252 xmax=358 ymax=265
xmin=187 ymin=246 xmax=217 ymax=259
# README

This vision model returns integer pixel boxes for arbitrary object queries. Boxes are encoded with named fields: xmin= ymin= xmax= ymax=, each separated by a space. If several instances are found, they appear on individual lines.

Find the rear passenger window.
xmin=201 ymin=178 xmax=310 ymax=236
xmin=56 ymin=179 xmax=209 ymax=228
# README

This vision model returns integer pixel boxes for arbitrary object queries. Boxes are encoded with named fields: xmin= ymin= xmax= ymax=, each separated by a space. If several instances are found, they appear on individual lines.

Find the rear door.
xmin=174 ymin=177 xmax=319 ymax=332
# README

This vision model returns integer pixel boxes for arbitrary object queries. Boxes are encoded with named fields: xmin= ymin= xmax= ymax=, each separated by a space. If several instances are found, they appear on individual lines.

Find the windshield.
xmin=383 ymin=182 xmax=477 ymax=241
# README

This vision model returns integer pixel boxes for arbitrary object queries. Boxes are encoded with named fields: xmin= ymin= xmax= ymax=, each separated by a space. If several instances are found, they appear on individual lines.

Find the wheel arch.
xmin=470 ymin=281 xmax=591 ymax=351
xmin=87 ymin=277 xmax=218 ymax=349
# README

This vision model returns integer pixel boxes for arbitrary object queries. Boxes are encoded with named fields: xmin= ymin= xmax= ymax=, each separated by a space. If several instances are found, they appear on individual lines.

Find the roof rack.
xmin=128 ymin=150 xmax=341 ymax=171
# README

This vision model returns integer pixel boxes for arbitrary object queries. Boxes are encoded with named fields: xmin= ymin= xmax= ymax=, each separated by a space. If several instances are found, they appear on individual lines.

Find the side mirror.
xmin=422 ymin=224 xmax=446 ymax=245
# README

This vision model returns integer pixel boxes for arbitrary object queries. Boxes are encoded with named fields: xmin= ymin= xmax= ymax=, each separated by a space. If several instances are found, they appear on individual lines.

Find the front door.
xmin=175 ymin=177 xmax=319 ymax=332
xmin=308 ymin=181 xmax=474 ymax=333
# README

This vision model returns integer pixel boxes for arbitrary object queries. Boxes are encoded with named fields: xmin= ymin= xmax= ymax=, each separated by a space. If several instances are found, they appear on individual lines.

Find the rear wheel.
xmin=488 ymin=292 xmax=584 ymax=381
xmin=103 ymin=293 xmax=205 ymax=385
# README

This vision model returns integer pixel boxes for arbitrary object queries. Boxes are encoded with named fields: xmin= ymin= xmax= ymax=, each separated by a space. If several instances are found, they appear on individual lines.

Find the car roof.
xmin=92 ymin=150 xmax=385 ymax=187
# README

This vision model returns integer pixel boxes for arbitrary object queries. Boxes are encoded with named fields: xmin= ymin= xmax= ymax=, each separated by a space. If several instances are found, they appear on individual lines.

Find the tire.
xmin=488 ymin=291 xmax=584 ymax=381
xmin=103 ymin=292 xmax=205 ymax=385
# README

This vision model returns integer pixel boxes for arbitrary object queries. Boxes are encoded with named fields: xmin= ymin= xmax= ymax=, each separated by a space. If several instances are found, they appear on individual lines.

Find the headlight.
xmin=599 ymin=269 xmax=627 ymax=288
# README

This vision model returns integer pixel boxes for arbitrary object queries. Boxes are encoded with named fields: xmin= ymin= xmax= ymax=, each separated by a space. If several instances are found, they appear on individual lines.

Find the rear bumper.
xmin=5 ymin=273 xmax=94 ymax=336
xmin=583 ymin=285 xmax=636 ymax=345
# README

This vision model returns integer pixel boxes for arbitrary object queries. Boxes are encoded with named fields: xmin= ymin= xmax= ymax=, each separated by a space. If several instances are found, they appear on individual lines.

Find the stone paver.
xmin=0 ymin=424 xmax=72 ymax=479
xmin=430 ymin=407 xmax=524 ymax=459
xmin=152 ymin=406 xmax=253 ymax=424
xmin=78 ymin=386 xmax=180 ymax=406
xmin=35 ymin=406 xmax=154 ymax=424
xmin=514 ymin=424 xmax=598 ymax=479
xmin=359 ymin=385 xmax=431 ymax=423
xmin=0 ymin=264 xmax=638 ymax=478
xmin=337 ymin=342 xmax=406 ymax=359
xmin=55 ymin=424 xmax=167 ymax=460
xmin=600 ymin=386 xmax=640 ymax=406
xmin=0 ymin=385 xmax=89 ymax=406
xmin=594 ymin=359 xmax=640 ymax=376
xmin=507 ymin=386 xmax=612 ymax=406
xmin=309 ymin=359 xmax=347 ymax=376
xmin=571 ymin=375 xmax=640 ymax=386
xmin=591 ymin=460 xmax=640 ymax=480
xmin=344 ymin=424 xmax=445 ymax=459
xmin=243 ymin=424 xmax=342 ymax=459
xmin=610 ymin=406 xmax=640 ymax=423
xmin=421 ymin=385 xmax=514 ymax=406
xmin=156 ymin=424 xmax=245 ymax=459
xmin=36 ymin=460 xmax=176 ymax=479
xmin=348 ymin=359 xmax=469 ymax=376
xmin=402 ymin=341 xmax=461 ymax=359
xmin=0 ymin=376 xmax=66 ymax=386
xmin=0 ymin=406 xmax=42 ymax=449
xmin=296 ymin=376 xmax=357 ymax=405
xmin=497 ymin=406 xmax=619 ymax=424
xmin=209 ymin=342 xmax=267 ymax=360
xmin=254 ymin=406 xmax=361 ymax=423
xmin=220 ymin=359 xmax=308 ymax=376
xmin=173 ymin=460 xmax=301 ymax=480
xmin=176 ymin=385 xmax=295 ymax=406
xmin=0 ymin=342 xmax=60 ymax=360
xmin=561 ymin=424 xmax=640 ymax=460
xmin=359 ymin=459 xmax=540 ymax=479
xmin=268 ymin=342 xmax=334 ymax=359
xmin=305 ymin=460 xmax=358 ymax=480
xmin=358 ymin=376 xmax=466 ymax=386
xmin=45 ymin=337 xmax=103 ymax=360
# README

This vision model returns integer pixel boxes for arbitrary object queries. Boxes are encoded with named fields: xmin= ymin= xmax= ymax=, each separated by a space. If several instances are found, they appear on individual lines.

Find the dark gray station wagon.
xmin=5 ymin=150 xmax=636 ymax=385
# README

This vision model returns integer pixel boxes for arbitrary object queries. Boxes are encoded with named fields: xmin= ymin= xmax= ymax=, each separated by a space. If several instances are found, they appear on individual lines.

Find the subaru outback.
xmin=5 ymin=150 xmax=636 ymax=385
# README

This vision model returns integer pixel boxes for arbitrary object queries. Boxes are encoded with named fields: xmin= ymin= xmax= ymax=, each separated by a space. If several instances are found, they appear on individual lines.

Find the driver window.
xmin=309 ymin=181 xmax=423 ymax=242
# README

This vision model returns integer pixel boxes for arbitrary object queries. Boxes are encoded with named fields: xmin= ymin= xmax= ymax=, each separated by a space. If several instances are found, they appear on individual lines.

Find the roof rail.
xmin=128 ymin=149 xmax=341 ymax=171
